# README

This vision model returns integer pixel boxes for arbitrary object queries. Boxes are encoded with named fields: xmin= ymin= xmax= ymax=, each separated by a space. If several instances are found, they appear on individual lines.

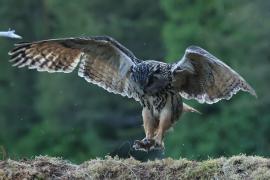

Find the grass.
xmin=0 ymin=155 xmax=270 ymax=179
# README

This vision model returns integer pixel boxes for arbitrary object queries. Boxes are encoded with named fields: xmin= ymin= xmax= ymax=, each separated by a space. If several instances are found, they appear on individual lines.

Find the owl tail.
xmin=183 ymin=103 xmax=201 ymax=114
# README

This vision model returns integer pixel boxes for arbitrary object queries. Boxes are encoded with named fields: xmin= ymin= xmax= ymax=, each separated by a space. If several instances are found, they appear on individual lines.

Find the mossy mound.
xmin=0 ymin=155 xmax=270 ymax=179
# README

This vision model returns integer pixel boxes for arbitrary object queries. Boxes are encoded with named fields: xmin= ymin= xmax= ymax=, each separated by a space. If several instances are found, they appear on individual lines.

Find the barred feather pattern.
xmin=8 ymin=37 xmax=140 ymax=101
xmin=172 ymin=46 xmax=257 ymax=104
xmin=77 ymin=48 xmax=139 ymax=100
xmin=9 ymin=42 xmax=82 ymax=73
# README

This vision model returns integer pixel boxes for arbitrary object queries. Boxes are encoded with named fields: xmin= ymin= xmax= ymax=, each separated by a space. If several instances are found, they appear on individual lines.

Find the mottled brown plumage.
xmin=8 ymin=36 xmax=256 ymax=151
xmin=172 ymin=46 xmax=256 ymax=104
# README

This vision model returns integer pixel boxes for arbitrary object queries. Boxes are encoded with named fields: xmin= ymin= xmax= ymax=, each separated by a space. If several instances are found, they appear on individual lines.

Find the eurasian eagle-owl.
xmin=9 ymin=36 xmax=256 ymax=151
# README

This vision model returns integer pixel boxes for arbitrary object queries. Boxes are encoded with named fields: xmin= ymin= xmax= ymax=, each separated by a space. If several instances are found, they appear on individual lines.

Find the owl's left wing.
xmin=9 ymin=36 xmax=141 ymax=100
xmin=171 ymin=46 xmax=257 ymax=104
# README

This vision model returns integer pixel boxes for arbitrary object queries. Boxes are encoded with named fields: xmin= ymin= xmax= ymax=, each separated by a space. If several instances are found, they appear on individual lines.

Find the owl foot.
xmin=133 ymin=138 xmax=164 ymax=152
xmin=133 ymin=138 xmax=155 ymax=152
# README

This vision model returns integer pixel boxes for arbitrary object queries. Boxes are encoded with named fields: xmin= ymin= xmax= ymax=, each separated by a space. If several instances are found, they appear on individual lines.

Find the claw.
xmin=133 ymin=140 xmax=146 ymax=151
xmin=133 ymin=138 xmax=164 ymax=152
xmin=133 ymin=138 xmax=155 ymax=152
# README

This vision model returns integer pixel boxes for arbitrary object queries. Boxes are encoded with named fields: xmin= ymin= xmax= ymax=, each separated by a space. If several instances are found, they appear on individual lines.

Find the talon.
xmin=133 ymin=138 xmax=156 ymax=152
xmin=133 ymin=140 xmax=146 ymax=151
xmin=142 ymin=138 xmax=154 ymax=145
xmin=142 ymin=138 xmax=149 ymax=144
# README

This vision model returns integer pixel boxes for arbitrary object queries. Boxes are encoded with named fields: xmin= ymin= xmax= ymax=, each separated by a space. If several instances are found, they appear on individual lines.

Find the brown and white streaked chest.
xmin=142 ymin=92 xmax=183 ymax=122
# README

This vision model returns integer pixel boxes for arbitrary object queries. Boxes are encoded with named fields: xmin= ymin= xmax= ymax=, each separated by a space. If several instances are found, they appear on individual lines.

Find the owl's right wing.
xmin=171 ymin=46 xmax=256 ymax=104
xmin=9 ymin=36 xmax=141 ymax=101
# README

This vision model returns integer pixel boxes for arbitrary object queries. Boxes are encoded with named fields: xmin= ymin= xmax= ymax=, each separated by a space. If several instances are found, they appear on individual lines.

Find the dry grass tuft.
xmin=0 ymin=155 xmax=270 ymax=179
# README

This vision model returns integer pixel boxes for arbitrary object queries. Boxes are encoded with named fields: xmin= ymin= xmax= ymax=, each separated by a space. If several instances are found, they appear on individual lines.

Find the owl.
xmin=9 ymin=36 xmax=256 ymax=151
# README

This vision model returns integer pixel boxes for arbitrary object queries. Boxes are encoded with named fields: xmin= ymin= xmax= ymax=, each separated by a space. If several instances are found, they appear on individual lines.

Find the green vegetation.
xmin=0 ymin=0 xmax=269 ymax=163
xmin=1 ymin=155 xmax=270 ymax=179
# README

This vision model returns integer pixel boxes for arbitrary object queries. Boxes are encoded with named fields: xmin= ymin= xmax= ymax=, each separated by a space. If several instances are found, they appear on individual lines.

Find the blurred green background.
xmin=0 ymin=0 xmax=269 ymax=163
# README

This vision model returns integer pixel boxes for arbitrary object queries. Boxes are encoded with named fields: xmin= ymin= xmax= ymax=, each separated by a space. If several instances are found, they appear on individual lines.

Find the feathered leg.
xmin=133 ymin=108 xmax=157 ymax=151
xmin=153 ymin=108 xmax=172 ymax=150
xmin=142 ymin=108 xmax=157 ymax=139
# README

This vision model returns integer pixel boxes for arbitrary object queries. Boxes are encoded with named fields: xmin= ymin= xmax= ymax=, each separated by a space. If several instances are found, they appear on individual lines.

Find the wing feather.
xmin=9 ymin=41 xmax=82 ymax=73
xmin=171 ymin=46 xmax=256 ymax=104
xmin=8 ymin=36 xmax=140 ymax=100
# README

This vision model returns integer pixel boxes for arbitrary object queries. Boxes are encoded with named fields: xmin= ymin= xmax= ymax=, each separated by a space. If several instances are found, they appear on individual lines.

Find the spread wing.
xmin=8 ymin=36 xmax=141 ymax=100
xmin=171 ymin=46 xmax=257 ymax=104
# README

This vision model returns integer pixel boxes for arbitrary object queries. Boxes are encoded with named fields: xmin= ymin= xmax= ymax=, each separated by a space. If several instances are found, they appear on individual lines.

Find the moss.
xmin=0 ymin=155 xmax=270 ymax=179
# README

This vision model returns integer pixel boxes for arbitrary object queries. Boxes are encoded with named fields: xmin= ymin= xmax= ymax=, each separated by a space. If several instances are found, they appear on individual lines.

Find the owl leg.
xmin=142 ymin=108 xmax=157 ymax=140
xmin=133 ymin=108 xmax=157 ymax=151
xmin=153 ymin=109 xmax=172 ymax=150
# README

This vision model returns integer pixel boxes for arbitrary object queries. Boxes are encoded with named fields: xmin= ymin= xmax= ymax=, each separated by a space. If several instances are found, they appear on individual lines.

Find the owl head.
xmin=130 ymin=62 xmax=170 ymax=95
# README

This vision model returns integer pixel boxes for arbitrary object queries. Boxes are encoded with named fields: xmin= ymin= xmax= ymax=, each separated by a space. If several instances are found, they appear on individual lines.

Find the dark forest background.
xmin=0 ymin=0 xmax=269 ymax=163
